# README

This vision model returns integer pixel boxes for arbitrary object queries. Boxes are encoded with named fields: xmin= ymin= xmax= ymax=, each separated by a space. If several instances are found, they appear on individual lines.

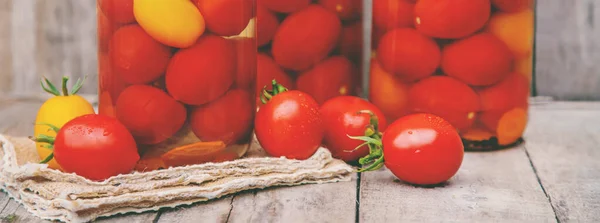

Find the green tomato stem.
xmin=347 ymin=110 xmax=386 ymax=172
xmin=31 ymin=123 xmax=61 ymax=164
xmin=260 ymin=79 xmax=289 ymax=104
xmin=61 ymin=76 xmax=69 ymax=96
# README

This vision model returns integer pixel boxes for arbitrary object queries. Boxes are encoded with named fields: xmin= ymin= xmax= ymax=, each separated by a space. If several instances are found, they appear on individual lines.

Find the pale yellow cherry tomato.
xmin=134 ymin=0 xmax=206 ymax=48
xmin=34 ymin=77 xmax=95 ymax=170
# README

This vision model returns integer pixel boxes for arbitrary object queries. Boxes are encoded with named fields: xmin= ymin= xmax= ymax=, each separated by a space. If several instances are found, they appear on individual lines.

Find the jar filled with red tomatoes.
xmin=97 ymin=0 xmax=257 ymax=170
xmin=369 ymin=0 xmax=534 ymax=150
xmin=256 ymin=0 xmax=366 ymax=105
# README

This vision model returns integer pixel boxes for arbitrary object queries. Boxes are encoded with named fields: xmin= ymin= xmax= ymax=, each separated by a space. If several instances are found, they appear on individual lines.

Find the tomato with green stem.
xmin=255 ymin=80 xmax=324 ymax=160
xmin=351 ymin=112 xmax=464 ymax=186
xmin=33 ymin=114 xmax=140 ymax=181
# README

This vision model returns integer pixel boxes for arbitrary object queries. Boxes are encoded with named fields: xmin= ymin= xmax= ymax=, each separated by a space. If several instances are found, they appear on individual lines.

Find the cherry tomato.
xmin=116 ymin=85 xmax=187 ymax=145
xmin=99 ymin=0 xmax=135 ymax=24
xmin=256 ymin=4 xmax=280 ymax=47
xmin=337 ymin=22 xmax=363 ymax=61
xmin=256 ymin=53 xmax=294 ymax=103
xmin=320 ymin=96 xmax=388 ymax=162
xmin=190 ymin=89 xmax=254 ymax=145
xmin=318 ymin=0 xmax=362 ymax=21
xmin=296 ymin=56 xmax=355 ymax=105
xmin=109 ymin=25 xmax=172 ymax=85
xmin=255 ymin=81 xmax=324 ymax=160
xmin=258 ymin=0 xmax=311 ymax=13
xmin=98 ymin=11 xmax=120 ymax=53
xmin=355 ymin=113 xmax=464 ymax=186
xmin=53 ymin=114 xmax=140 ymax=181
xmin=414 ymin=0 xmax=490 ymax=39
xmin=372 ymin=0 xmax=415 ymax=31
xmin=166 ymin=34 xmax=236 ymax=105
xmin=195 ymin=0 xmax=253 ymax=36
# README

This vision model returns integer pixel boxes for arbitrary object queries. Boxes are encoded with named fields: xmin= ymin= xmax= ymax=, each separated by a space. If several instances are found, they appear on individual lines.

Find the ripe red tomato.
xmin=414 ymin=0 xmax=490 ymax=39
xmin=166 ymin=34 xmax=236 ymax=105
xmin=195 ymin=0 xmax=253 ymax=36
xmin=320 ymin=96 xmax=388 ymax=162
xmin=109 ymin=25 xmax=172 ymax=85
xmin=258 ymin=0 xmax=311 ymax=13
xmin=256 ymin=53 xmax=294 ymax=103
xmin=296 ymin=56 xmax=355 ymax=105
xmin=256 ymin=4 xmax=280 ymax=47
xmin=355 ymin=113 xmax=464 ymax=186
xmin=232 ymin=37 xmax=257 ymax=89
xmin=53 ymin=114 xmax=140 ymax=181
xmin=99 ymin=0 xmax=135 ymax=24
xmin=255 ymin=82 xmax=324 ymax=159
xmin=116 ymin=85 xmax=187 ymax=145
xmin=189 ymin=89 xmax=254 ymax=145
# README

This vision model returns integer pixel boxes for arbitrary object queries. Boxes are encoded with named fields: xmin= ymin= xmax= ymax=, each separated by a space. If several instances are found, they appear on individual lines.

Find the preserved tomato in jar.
xmin=369 ymin=0 xmax=534 ymax=150
xmin=257 ymin=0 xmax=365 ymax=105
xmin=97 ymin=0 xmax=257 ymax=170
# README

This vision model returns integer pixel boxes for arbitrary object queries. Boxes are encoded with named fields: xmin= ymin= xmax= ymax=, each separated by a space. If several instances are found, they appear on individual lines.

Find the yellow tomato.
xmin=34 ymin=77 xmax=95 ymax=170
xmin=486 ymin=9 xmax=534 ymax=59
xmin=134 ymin=0 xmax=206 ymax=48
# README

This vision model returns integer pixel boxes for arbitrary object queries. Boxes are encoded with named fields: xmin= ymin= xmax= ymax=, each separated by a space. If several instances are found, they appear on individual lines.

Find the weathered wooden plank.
xmin=10 ymin=0 xmax=38 ymax=96
xmin=524 ymin=104 xmax=600 ymax=222
xmin=157 ymin=196 xmax=234 ymax=223
xmin=34 ymin=0 xmax=98 ymax=95
xmin=359 ymin=145 xmax=557 ymax=222
xmin=227 ymin=177 xmax=358 ymax=223
xmin=535 ymin=0 xmax=600 ymax=100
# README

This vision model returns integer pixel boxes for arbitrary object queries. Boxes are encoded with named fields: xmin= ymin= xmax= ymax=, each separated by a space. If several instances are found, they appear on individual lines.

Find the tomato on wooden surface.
xmin=52 ymin=114 xmax=140 ymax=181
xmin=271 ymin=5 xmax=342 ymax=71
xmin=353 ymin=113 xmax=464 ymax=186
xmin=255 ymin=81 xmax=324 ymax=160
xmin=414 ymin=0 xmax=490 ymax=39
xmin=296 ymin=56 xmax=355 ymax=105
xmin=166 ymin=35 xmax=236 ymax=105
xmin=34 ymin=77 xmax=96 ymax=170
xmin=99 ymin=0 xmax=135 ymax=24
xmin=109 ymin=25 xmax=172 ymax=85
xmin=116 ymin=85 xmax=187 ymax=145
xmin=320 ymin=96 xmax=388 ymax=162
xmin=195 ymin=0 xmax=253 ymax=36
xmin=189 ymin=89 xmax=254 ymax=145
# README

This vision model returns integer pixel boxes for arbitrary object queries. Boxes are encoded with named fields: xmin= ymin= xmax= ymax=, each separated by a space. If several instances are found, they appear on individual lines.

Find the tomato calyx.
xmin=41 ymin=76 xmax=86 ymax=96
xmin=260 ymin=79 xmax=289 ymax=104
xmin=347 ymin=110 xmax=386 ymax=172
xmin=30 ymin=123 xmax=61 ymax=164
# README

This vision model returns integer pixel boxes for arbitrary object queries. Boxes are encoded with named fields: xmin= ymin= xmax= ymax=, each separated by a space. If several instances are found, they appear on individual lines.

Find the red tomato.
xmin=109 ymin=25 xmax=172 ymax=85
xmin=166 ymin=35 xmax=236 ymax=105
xmin=377 ymin=113 xmax=464 ymax=185
xmin=258 ymin=0 xmax=311 ymax=13
xmin=99 ymin=0 xmax=135 ymax=24
xmin=232 ymin=37 xmax=257 ymax=89
xmin=271 ymin=5 xmax=342 ymax=71
xmin=256 ymin=53 xmax=294 ymax=102
xmin=337 ymin=22 xmax=363 ymax=61
xmin=53 ymin=114 xmax=140 ymax=181
xmin=189 ymin=89 xmax=254 ymax=145
xmin=98 ymin=53 xmax=128 ymax=107
xmin=377 ymin=28 xmax=440 ymax=82
xmin=116 ymin=85 xmax=187 ymax=145
xmin=98 ymin=11 xmax=120 ymax=53
xmin=296 ymin=56 xmax=355 ymax=105
xmin=320 ymin=96 xmax=388 ymax=162
xmin=255 ymin=83 xmax=324 ymax=159
xmin=195 ymin=0 xmax=253 ymax=36
xmin=414 ymin=0 xmax=490 ymax=39
xmin=256 ymin=4 xmax=279 ymax=47
xmin=408 ymin=76 xmax=481 ymax=132
xmin=372 ymin=0 xmax=415 ymax=31
xmin=318 ymin=0 xmax=362 ymax=21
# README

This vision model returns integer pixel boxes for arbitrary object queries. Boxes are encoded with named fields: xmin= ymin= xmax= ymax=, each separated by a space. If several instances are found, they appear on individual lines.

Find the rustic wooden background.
xmin=0 ymin=0 xmax=598 ymax=100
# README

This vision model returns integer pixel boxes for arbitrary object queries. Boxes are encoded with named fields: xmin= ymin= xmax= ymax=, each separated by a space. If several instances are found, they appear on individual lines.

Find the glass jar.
xmin=256 ymin=0 xmax=365 ymax=104
xmin=97 ymin=0 xmax=257 ymax=170
xmin=369 ymin=0 xmax=534 ymax=151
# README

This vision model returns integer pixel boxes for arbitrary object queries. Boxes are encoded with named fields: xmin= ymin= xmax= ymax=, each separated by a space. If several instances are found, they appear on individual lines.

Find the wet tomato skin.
xmin=189 ymin=89 xmax=254 ymax=145
xmin=382 ymin=113 xmax=464 ymax=185
xmin=166 ymin=35 xmax=236 ymax=105
xmin=320 ymin=96 xmax=388 ymax=162
xmin=255 ymin=90 xmax=324 ymax=160
xmin=109 ymin=25 xmax=172 ymax=85
xmin=53 ymin=114 xmax=140 ymax=181
xmin=115 ymin=85 xmax=187 ymax=145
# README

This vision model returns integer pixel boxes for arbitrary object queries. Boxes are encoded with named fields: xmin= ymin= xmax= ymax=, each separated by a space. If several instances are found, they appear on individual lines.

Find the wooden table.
xmin=0 ymin=97 xmax=598 ymax=223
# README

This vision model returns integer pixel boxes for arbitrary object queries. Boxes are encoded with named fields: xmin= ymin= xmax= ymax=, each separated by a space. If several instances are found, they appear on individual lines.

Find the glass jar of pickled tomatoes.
xmin=369 ymin=0 xmax=534 ymax=150
xmin=97 ymin=0 xmax=257 ymax=170
xmin=256 ymin=0 xmax=365 ymax=105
